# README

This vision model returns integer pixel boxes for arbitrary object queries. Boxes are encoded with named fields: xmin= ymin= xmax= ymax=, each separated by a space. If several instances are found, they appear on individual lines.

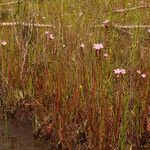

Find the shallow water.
xmin=0 ymin=119 xmax=49 ymax=150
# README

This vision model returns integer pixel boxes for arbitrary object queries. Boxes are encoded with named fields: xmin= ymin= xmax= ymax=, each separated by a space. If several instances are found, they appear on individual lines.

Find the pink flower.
xmin=45 ymin=31 xmax=49 ymax=35
xmin=103 ymin=20 xmax=110 ymax=24
xmin=49 ymin=34 xmax=55 ymax=40
xmin=136 ymin=70 xmax=141 ymax=74
xmin=141 ymin=73 xmax=146 ymax=78
xmin=45 ymin=31 xmax=55 ymax=40
xmin=103 ymin=53 xmax=109 ymax=57
xmin=114 ymin=68 xmax=126 ymax=75
xmin=120 ymin=69 xmax=126 ymax=74
xmin=1 ymin=40 xmax=7 ymax=46
xmin=93 ymin=43 xmax=104 ymax=50
xmin=80 ymin=44 xmax=85 ymax=48
xmin=114 ymin=68 xmax=121 ymax=74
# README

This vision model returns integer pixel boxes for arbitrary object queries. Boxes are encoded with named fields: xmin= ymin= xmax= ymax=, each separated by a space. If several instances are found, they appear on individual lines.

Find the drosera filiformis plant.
xmin=0 ymin=0 xmax=150 ymax=149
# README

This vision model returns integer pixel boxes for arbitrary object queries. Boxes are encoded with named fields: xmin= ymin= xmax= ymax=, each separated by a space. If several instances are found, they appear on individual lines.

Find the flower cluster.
xmin=80 ymin=44 xmax=85 ymax=48
xmin=141 ymin=73 xmax=146 ymax=78
xmin=136 ymin=70 xmax=146 ymax=78
xmin=114 ymin=68 xmax=126 ymax=75
xmin=1 ymin=40 xmax=7 ymax=46
xmin=103 ymin=53 xmax=109 ymax=58
xmin=93 ymin=43 xmax=104 ymax=50
xmin=45 ymin=31 xmax=55 ymax=40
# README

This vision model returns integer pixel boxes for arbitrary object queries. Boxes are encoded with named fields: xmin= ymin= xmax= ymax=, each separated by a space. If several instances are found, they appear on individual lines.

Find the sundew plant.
xmin=0 ymin=0 xmax=150 ymax=149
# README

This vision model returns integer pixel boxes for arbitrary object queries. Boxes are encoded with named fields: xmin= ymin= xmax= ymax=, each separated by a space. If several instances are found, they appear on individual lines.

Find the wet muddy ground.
xmin=0 ymin=118 xmax=49 ymax=150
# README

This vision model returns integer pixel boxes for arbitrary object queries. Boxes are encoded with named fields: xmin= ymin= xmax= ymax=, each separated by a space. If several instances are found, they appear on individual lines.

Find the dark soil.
xmin=0 ymin=118 xmax=49 ymax=150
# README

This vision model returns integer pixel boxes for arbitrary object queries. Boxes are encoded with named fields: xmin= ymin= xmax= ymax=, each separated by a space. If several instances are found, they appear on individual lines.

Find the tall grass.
xmin=0 ymin=0 xmax=150 ymax=149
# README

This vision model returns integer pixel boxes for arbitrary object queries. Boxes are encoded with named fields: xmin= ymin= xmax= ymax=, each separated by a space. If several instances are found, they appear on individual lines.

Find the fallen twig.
xmin=0 ymin=22 xmax=54 ymax=28
xmin=113 ymin=24 xmax=150 ymax=29
xmin=112 ymin=4 xmax=150 ymax=14
xmin=1 ymin=22 xmax=150 ymax=29
xmin=0 ymin=0 xmax=23 ymax=6
xmin=95 ymin=24 xmax=150 ymax=29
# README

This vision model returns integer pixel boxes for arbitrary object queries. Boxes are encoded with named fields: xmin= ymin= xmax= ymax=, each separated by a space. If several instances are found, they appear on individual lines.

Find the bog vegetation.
xmin=0 ymin=0 xmax=150 ymax=149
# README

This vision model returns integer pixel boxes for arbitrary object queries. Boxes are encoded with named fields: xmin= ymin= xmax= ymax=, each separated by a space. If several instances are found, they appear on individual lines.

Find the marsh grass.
xmin=0 ymin=0 xmax=150 ymax=149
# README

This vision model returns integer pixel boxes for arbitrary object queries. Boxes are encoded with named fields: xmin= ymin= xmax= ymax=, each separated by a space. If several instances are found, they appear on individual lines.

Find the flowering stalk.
xmin=113 ymin=68 xmax=127 ymax=147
